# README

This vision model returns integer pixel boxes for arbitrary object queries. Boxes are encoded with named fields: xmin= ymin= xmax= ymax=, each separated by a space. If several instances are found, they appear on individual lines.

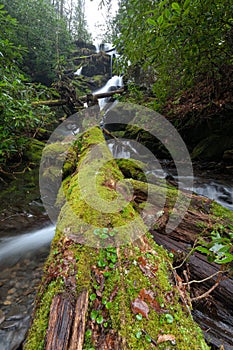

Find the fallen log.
xmin=31 ymin=89 xmax=125 ymax=108
xmin=32 ymin=99 xmax=68 ymax=107
xmin=115 ymin=174 xmax=233 ymax=349
xmin=24 ymin=127 xmax=210 ymax=349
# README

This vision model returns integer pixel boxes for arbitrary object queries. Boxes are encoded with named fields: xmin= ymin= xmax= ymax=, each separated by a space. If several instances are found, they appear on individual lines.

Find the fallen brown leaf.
xmin=131 ymin=297 xmax=149 ymax=319
xmin=157 ymin=333 xmax=176 ymax=344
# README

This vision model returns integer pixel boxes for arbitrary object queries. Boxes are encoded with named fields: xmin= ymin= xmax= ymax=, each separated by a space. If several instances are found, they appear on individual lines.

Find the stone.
xmin=223 ymin=149 xmax=233 ymax=162
xmin=0 ymin=310 xmax=5 ymax=325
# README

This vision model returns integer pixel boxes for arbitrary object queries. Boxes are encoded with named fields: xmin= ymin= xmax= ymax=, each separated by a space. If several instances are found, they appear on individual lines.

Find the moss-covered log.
xmin=31 ymin=89 xmax=125 ymax=109
xmin=24 ymin=127 xmax=210 ymax=350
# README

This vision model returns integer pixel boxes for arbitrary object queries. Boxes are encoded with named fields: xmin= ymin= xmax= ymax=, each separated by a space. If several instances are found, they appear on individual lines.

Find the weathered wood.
xmin=69 ymin=289 xmax=89 ymax=350
xmin=152 ymin=230 xmax=233 ymax=350
xmin=45 ymin=294 xmax=74 ymax=350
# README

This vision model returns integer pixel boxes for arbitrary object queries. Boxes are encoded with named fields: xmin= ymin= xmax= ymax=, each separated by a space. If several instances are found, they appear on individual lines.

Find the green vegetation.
xmin=113 ymin=0 xmax=233 ymax=104
xmin=25 ymin=127 xmax=210 ymax=349
xmin=0 ymin=1 xmax=92 ymax=167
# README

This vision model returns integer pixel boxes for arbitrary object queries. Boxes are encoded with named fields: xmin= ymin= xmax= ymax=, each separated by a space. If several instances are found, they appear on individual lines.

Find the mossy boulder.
xmin=191 ymin=134 xmax=233 ymax=161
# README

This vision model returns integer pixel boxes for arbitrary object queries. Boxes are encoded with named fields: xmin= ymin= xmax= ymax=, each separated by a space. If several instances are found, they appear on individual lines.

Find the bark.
xmin=126 ymin=178 xmax=233 ymax=350
xmin=31 ymin=89 xmax=125 ymax=108
xmin=25 ymin=127 xmax=230 ymax=350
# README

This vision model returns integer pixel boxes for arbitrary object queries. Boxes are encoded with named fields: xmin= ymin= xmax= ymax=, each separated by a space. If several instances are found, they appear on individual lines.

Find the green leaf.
xmin=96 ymin=315 xmax=104 ymax=324
xmin=102 ymin=298 xmax=107 ymax=305
xmin=91 ymin=310 xmax=98 ymax=320
xmin=147 ymin=18 xmax=157 ymax=26
xmin=157 ymin=15 xmax=164 ymax=25
xmin=135 ymin=331 xmax=142 ymax=339
xmin=165 ymin=313 xmax=174 ymax=323
xmin=85 ymin=329 xmax=92 ymax=337
xmin=171 ymin=2 xmax=181 ymax=13
xmin=100 ymin=233 xmax=109 ymax=239
xmin=93 ymin=228 xmax=101 ymax=235
xmin=90 ymin=293 xmax=97 ymax=301
xmin=195 ymin=246 xmax=210 ymax=255
xmin=214 ymin=254 xmax=233 ymax=264
xmin=183 ymin=0 xmax=190 ymax=10
xmin=109 ymin=230 xmax=116 ymax=237
xmin=106 ymin=302 xmax=112 ymax=309
xmin=136 ymin=313 xmax=143 ymax=321
xmin=145 ymin=334 xmax=152 ymax=343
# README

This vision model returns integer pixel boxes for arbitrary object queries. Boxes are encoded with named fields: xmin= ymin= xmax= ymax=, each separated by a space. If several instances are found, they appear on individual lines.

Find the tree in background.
xmin=1 ymin=0 xmax=72 ymax=85
xmin=0 ymin=4 xmax=54 ymax=165
xmin=71 ymin=0 xmax=92 ymax=42
xmin=113 ymin=0 xmax=233 ymax=102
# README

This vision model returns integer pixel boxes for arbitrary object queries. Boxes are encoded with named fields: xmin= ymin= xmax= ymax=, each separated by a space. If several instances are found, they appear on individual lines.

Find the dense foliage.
xmin=1 ymin=0 xmax=72 ymax=84
xmin=0 ymin=5 xmax=54 ymax=165
xmin=113 ymin=0 xmax=233 ymax=102
xmin=0 ymin=0 xmax=93 ymax=166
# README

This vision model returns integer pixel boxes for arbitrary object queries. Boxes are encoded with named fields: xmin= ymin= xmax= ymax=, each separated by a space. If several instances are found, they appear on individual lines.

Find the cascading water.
xmin=74 ymin=66 xmax=82 ymax=75
xmin=94 ymin=75 xmax=123 ymax=110
xmin=0 ymin=225 xmax=55 ymax=265
xmin=107 ymin=140 xmax=233 ymax=211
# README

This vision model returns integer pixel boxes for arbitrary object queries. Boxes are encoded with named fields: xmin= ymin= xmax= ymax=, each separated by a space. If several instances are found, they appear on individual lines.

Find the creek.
xmin=0 ymin=49 xmax=233 ymax=349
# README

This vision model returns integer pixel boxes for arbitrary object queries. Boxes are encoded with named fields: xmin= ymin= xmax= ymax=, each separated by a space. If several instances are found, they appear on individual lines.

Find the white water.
xmin=74 ymin=66 xmax=82 ymax=75
xmin=94 ymin=75 xmax=123 ymax=110
xmin=108 ymin=141 xmax=233 ymax=211
xmin=0 ymin=225 xmax=55 ymax=264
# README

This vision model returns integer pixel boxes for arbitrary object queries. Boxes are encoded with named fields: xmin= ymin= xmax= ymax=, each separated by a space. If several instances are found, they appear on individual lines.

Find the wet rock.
xmin=8 ymin=288 xmax=16 ymax=295
xmin=223 ymin=149 xmax=233 ymax=163
xmin=6 ymin=314 xmax=24 ymax=321
xmin=0 ymin=310 xmax=5 ymax=325
xmin=1 ymin=320 xmax=19 ymax=330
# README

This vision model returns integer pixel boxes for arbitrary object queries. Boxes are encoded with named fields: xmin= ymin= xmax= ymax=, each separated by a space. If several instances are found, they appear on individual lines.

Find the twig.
xmin=173 ymin=239 xmax=198 ymax=269
xmin=141 ymin=329 xmax=157 ymax=346
xmin=183 ymin=270 xmax=223 ymax=286
xmin=102 ymin=128 xmax=119 ymax=140
xmin=191 ymin=279 xmax=220 ymax=302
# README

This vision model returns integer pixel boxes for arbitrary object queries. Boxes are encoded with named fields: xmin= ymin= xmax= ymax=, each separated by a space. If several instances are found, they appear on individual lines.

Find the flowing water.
xmin=0 ymin=51 xmax=232 ymax=349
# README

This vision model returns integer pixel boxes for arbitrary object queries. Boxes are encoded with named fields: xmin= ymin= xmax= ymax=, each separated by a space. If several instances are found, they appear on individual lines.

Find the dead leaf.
xmin=157 ymin=334 xmax=176 ymax=344
xmin=139 ymin=288 xmax=167 ymax=314
xmin=131 ymin=297 xmax=149 ymax=319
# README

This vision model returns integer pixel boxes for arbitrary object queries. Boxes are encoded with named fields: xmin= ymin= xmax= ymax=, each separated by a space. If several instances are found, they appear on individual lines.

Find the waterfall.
xmin=74 ymin=66 xmax=82 ymax=75
xmin=94 ymin=75 xmax=123 ymax=110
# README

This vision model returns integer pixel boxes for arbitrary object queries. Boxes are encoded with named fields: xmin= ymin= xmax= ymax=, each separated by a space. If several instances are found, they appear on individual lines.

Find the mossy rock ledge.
xmin=24 ymin=127 xmax=210 ymax=350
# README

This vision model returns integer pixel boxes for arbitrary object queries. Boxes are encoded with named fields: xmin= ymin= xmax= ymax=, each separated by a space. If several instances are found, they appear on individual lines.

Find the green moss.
xmin=96 ymin=240 xmax=209 ymax=350
xmin=25 ymin=126 xmax=209 ymax=349
xmin=191 ymin=135 xmax=233 ymax=161
xmin=116 ymin=158 xmax=147 ymax=182
xmin=211 ymin=201 xmax=233 ymax=222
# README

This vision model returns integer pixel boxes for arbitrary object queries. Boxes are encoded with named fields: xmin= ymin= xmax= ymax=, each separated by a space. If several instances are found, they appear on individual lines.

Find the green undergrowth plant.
xmin=195 ymin=225 xmax=233 ymax=267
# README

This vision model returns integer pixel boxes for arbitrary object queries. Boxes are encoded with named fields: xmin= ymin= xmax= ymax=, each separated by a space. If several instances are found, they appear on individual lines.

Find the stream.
xmin=0 ymin=49 xmax=233 ymax=349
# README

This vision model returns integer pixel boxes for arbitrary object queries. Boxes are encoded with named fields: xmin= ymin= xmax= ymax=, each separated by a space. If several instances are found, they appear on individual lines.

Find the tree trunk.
xmin=24 ymin=127 xmax=222 ymax=349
